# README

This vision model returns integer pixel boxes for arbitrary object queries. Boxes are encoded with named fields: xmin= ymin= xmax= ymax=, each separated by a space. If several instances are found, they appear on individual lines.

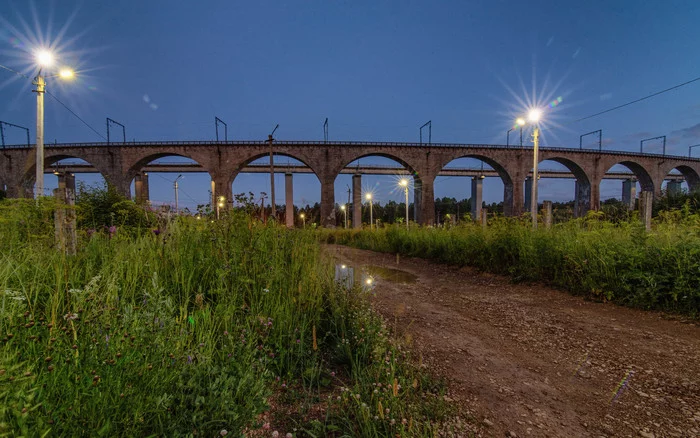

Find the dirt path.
xmin=325 ymin=245 xmax=700 ymax=438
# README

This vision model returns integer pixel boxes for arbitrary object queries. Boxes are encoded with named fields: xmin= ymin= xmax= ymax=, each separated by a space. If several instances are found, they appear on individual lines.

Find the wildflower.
xmin=108 ymin=226 xmax=117 ymax=237
xmin=286 ymin=434 xmax=293 ymax=438
xmin=263 ymin=422 xmax=270 ymax=430
xmin=272 ymin=432 xmax=279 ymax=438
xmin=263 ymin=288 xmax=270 ymax=294
xmin=296 ymin=339 xmax=300 ymax=344
xmin=63 ymin=313 xmax=79 ymax=321
xmin=223 ymin=331 xmax=229 ymax=336
xmin=152 ymin=229 xmax=161 ymax=236
xmin=87 ymin=229 xmax=96 ymax=237
xmin=331 ymin=371 xmax=335 ymax=377
xmin=220 ymin=430 xmax=228 ymax=436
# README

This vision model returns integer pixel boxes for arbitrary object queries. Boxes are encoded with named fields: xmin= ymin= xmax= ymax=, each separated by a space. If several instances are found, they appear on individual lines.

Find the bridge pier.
xmin=352 ymin=174 xmax=361 ymax=229
xmin=211 ymin=176 xmax=232 ymax=210
xmin=419 ymin=178 xmax=435 ymax=226
xmin=413 ymin=178 xmax=422 ymax=224
xmin=667 ymin=180 xmax=683 ymax=196
xmin=470 ymin=176 xmax=483 ymax=221
xmin=321 ymin=175 xmax=336 ymax=227
xmin=622 ymin=179 xmax=636 ymax=210
xmin=524 ymin=177 xmax=532 ymax=212
xmin=134 ymin=172 xmax=150 ymax=204
xmin=285 ymin=173 xmax=294 ymax=228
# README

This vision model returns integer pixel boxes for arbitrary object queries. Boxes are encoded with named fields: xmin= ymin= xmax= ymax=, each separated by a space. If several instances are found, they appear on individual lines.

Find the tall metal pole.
xmin=268 ymin=124 xmax=279 ymax=220
xmin=369 ymin=198 xmax=373 ymax=230
xmin=404 ymin=186 xmax=409 ymax=230
xmin=33 ymin=73 xmax=46 ymax=198
xmin=690 ymin=144 xmax=700 ymax=158
xmin=174 ymin=174 xmax=182 ymax=213
xmin=506 ymin=128 xmax=513 ymax=147
xmin=531 ymin=127 xmax=539 ymax=229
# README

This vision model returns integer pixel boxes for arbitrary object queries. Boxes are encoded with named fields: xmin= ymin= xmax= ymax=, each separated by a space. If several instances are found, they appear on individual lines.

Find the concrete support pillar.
xmin=667 ymin=180 xmax=683 ymax=196
xmin=413 ymin=178 xmax=422 ymax=224
xmin=524 ymin=177 xmax=533 ymax=212
xmin=470 ymin=176 xmax=483 ymax=221
xmin=285 ymin=173 xmax=294 ymax=228
xmin=622 ymin=179 xmax=636 ymax=210
xmin=54 ymin=173 xmax=76 ymax=255
xmin=418 ymin=178 xmax=435 ymax=226
xmin=134 ymin=172 xmax=150 ymax=204
xmin=573 ymin=181 xmax=580 ymax=218
xmin=639 ymin=191 xmax=653 ymax=231
xmin=352 ymin=174 xmax=361 ymax=229
xmin=320 ymin=174 xmax=336 ymax=227
xmin=543 ymin=200 xmax=553 ymax=229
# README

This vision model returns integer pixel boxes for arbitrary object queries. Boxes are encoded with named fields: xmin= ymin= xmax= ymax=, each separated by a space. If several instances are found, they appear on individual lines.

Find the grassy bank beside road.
xmin=320 ymin=218 xmax=700 ymax=317
xmin=0 ymin=199 xmax=454 ymax=437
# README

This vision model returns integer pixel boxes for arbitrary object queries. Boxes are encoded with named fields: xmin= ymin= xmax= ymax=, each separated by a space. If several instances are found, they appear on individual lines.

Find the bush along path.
xmin=320 ymin=218 xmax=700 ymax=317
xmin=0 ymin=200 xmax=463 ymax=437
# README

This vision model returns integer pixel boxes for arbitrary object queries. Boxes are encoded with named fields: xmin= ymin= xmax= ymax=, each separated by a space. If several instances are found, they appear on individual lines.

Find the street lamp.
xmin=32 ymin=49 xmax=74 ymax=198
xmin=340 ymin=204 xmax=347 ymax=229
xmin=217 ymin=196 xmax=225 ymax=219
xmin=399 ymin=179 xmax=409 ymax=230
xmin=300 ymin=212 xmax=306 ymax=228
xmin=517 ymin=109 xmax=542 ymax=229
xmin=365 ymin=192 xmax=373 ymax=230
xmin=173 ymin=174 xmax=183 ymax=213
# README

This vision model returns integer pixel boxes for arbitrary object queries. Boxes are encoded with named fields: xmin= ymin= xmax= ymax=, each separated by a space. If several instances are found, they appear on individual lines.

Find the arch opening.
xmin=599 ymin=161 xmax=654 ymax=212
xmin=436 ymin=155 xmax=511 ymax=223
xmin=333 ymin=154 xmax=422 ymax=227
xmin=23 ymin=155 xmax=108 ymax=198
xmin=529 ymin=157 xmax=591 ymax=220
xmin=127 ymin=154 xmax=213 ymax=214
xmin=231 ymin=153 xmax=321 ymax=227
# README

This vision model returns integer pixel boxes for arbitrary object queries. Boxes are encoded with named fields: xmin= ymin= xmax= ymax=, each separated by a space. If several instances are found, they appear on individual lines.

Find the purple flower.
xmin=153 ymin=229 xmax=161 ymax=236
xmin=87 ymin=229 xmax=96 ymax=237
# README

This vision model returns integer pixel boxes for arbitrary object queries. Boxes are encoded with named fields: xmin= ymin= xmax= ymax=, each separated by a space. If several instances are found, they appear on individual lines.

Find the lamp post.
xmin=173 ymin=174 xmax=182 ymax=213
xmin=340 ymin=204 xmax=347 ymax=229
xmin=365 ymin=193 xmax=373 ymax=230
xmin=300 ymin=212 xmax=306 ymax=228
xmin=399 ymin=179 xmax=409 ymax=230
xmin=32 ymin=50 xmax=74 ymax=197
xmin=517 ymin=110 xmax=542 ymax=229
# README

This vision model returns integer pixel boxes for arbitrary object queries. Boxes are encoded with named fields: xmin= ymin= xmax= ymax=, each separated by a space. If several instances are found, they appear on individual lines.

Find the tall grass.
xmin=320 ymin=217 xmax=700 ymax=316
xmin=0 ymin=200 xmax=455 ymax=437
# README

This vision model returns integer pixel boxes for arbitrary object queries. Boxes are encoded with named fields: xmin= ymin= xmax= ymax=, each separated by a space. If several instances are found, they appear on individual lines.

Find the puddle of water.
xmin=364 ymin=265 xmax=418 ymax=284
xmin=334 ymin=263 xmax=417 ymax=290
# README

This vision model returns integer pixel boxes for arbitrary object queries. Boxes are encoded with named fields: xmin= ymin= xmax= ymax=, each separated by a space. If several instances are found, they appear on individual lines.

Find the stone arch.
xmin=231 ymin=151 xmax=323 ymax=183
xmin=601 ymin=160 xmax=654 ymax=193
xmin=435 ymin=153 xmax=514 ymax=219
xmin=125 ymin=151 xmax=215 ymax=185
xmin=21 ymin=153 xmax=117 ymax=193
xmin=659 ymin=163 xmax=700 ymax=192
xmin=537 ymin=156 xmax=593 ymax=216
xmin=330 ymin=151 xmax=427 ymax=226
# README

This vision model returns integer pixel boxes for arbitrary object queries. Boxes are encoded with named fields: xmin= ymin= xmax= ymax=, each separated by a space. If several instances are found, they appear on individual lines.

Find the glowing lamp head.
xmin=516 ymin=118 xmax=526 ymax=126
xmin=35 ymin=49 xmax=54 ymax=67
xmin=59 ymin=69 xmax=74 ymax=79
xmin=365 ymin=278 xmax=373 ymax=285
xmin=399 ymin=179 xmax=408 ymax=187
xmin=340 ymin=205 xmax=346 ymax=211
xmin=217 ymin=202 xmax=224 ymax=208
xmin=365 ymin=193 xmax=372 ymax=200
xmin=528 ymin=108 xmax=542 ymax=123
xmin=300 ymin=213 xmax=305 ymax=219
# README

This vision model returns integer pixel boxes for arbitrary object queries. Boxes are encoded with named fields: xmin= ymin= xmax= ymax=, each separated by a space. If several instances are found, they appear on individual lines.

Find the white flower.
xmin=220 ymin=430 xmax=228 ymax=436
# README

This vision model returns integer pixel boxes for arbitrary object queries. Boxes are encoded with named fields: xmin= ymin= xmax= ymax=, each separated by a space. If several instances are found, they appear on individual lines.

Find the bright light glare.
xmin=59 ymin=69 xmax=74 ymax=79
xmin=35 ymin=50 xmax=54 ymax=67
xmin=365 ymin=278 xmax=373 ymax=285
xmin=365 ymin=193 xmax=372 ymax=200
xmin=516 ymin=118 xmax=526 ymax=126
xmin=399 ymin=179 xmax=408 ymax=187
xmin=300 ymin=213 xmax=305 ymax=219
xmin=528 ymin=108 xmax=542 ymax=123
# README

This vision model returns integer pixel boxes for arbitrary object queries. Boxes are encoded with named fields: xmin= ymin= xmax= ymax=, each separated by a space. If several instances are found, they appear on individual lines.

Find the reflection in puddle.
xmin=334 ymin=263 xmax=417 ymax=290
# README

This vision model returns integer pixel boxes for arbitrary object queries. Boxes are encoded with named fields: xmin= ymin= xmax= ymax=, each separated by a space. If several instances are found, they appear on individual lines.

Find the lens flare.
xmin=35 ymin=49 xmax=54 ymax=67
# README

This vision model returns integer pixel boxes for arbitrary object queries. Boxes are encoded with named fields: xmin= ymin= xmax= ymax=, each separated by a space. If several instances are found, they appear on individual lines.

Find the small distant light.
xmin=365 ymin=278 xmax=373 ymax=285
xmin=516 ymin=118 xmax=526 ymax=126
xmin=196 ymin=215 xmax=201 ymax=220
xmin=399 ymin=179 xmax=408 ymax=187
xmin=340 ymin=205 xmax=346 ymax=211
xmin=218 ymin=202 xmax=224 ymax=208
xmin=341 ymin=265 xmax=346 ymax=269
xmin=300 ymin=213 xmax=305 ymax=219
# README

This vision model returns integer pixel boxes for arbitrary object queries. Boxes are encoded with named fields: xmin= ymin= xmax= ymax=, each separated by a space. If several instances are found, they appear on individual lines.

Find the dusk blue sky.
xmin=1 ymin=1 xmax=699 ymax=212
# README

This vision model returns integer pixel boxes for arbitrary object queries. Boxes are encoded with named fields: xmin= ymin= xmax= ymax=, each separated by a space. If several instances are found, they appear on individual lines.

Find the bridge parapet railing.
xmin=2 ymin=140 xmax=698 ymax=162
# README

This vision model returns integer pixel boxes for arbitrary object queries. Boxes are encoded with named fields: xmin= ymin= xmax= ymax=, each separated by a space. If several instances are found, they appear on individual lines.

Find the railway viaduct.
xmin=1 ymin=140 xmax=699 ymax=226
